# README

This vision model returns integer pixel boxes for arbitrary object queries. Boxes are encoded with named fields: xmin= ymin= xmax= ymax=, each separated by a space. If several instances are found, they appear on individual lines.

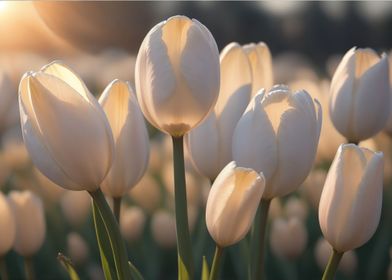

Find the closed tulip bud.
xmin=330 ymin=47 xmax=390 ymax=143
xmin=8 ymin=191 xmax=45 ymax=257
xmin=243 ymin=42 xmax=273 ymax=96
xmin=67 ymin=232 xmax=89 ymax=265
xmin=187 ymin=42 xmax=252 ymax=180
xmin=319 ymin=144 xmax=383 ymax=252
xmin=60 ymin=191 xmax=91 ymax=228
xmin=270 ymin=217 xmax=307 ymax=261
xmin=206 ymin=161 xmax=265 ymax=247
xmin=99 ymin=80 xmax=149 ymax=197
xmin=233 ymin=85 xmax=322 ymax=199
xmin=135 ymin=15 xmax=220 ymax=137
xmin=0 ymin=193 xmax=15 ymax=256
xmin=120 ymin=206 xmax=146 ymax=243
xmin=18 ymin=61 xmax=114 ymax=192
xmin=151 ymin=209 xmax=177 ymax=248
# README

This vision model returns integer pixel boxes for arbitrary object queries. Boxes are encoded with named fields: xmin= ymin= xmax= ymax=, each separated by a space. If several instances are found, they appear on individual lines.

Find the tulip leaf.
xmin=201 ymin=256 xmax=209 ymax=280
xmin=57 ymin=253 xmax=80 ymax=280
xmin=92 ymin=201 xmax=117 ymax=280
xmin=128 ymin=261 xmax=144 ymax=280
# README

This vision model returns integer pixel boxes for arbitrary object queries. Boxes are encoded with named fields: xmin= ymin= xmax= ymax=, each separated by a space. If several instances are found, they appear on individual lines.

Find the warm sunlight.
xmin=0 ymin=1 xmax=7 ymax=12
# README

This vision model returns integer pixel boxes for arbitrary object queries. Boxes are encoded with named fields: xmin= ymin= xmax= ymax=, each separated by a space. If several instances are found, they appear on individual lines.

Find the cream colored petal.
xmin=28 ymin=73 xmax=113 ymax=190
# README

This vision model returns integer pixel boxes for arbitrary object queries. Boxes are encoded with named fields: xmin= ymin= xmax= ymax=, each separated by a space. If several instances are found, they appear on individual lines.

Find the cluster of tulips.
xmin=0 ymin=14 xmax=390 ymax=280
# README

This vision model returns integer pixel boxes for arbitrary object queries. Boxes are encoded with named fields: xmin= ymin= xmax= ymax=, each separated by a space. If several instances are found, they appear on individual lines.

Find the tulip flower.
xmin=233 ymin=85 xmax=322 ymax=199
xmin=319 ymin=144 xmax=383 ymax=279
xmin=99 ymin=79 xmax=149 ymax=221
xmin=187 ymin=42 xmax=252 ymax=180
xmin=329 ymin=47 xmax=390 ymax=143
xmin=319 ymin=144 xmax=383 ymax=252
xmin=206 ymin=161 xmax=265 ymax=247
xmin=18 ymin=61 xmax=114 ymax=192
xmin=8 ymin=191 xmax=45 ymax=257
xmin=243 ymin=42 xmax=273 ymax=96
xmin=0 ymin=193 xmax=15 ymax=256
xmin=135 ymin=15 xmax=220 ymax=137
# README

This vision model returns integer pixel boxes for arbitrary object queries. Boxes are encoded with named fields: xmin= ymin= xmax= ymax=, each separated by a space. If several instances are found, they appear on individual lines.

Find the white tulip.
xmin=187 ymin=42 xmax=252 ymax=180
xmin=206 ymin=161 xmax=265 ymax=247
xmin=319 ymin=144 xmax=383 ymax=252
xmin=8 ymin=191 xmax=45 ymax=257
xmin=0 ymin=192 xmax=15 ymax=256
xmin=135 ymin=15 xmax=220 ymax=137
xmin=99 ymin=80 xmax=150 ymax=197
xmin=330 ymin=47 xmax=390 ymax=143
xmin=233 ymin=85 xmax=322 ymax=199
xmin=243 ymin=42 xmax=273 ymax=96
xmin=18 ymin=61 xmax=114 ymax=192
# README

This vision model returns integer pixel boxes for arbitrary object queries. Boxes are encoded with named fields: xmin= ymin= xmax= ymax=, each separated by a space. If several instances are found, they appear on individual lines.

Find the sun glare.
xmin=0 ymin=1 xmax=7 ymax=12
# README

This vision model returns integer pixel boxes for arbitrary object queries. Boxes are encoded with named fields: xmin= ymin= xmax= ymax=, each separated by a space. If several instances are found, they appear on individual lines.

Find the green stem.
xmin=113 ymin=196 xmax=122 ymax=224
xmin=172 ymin=136 xmax=194 ymax=280
xmin=0 ymin=257 xmax=8 ymax=280
xmin=24 ymin=257 xmax=35 ymax=280
xmin=322 ymin=249 xmax=343 ymax=280
xmin=209 ymin=246 xmax=223 ymax=280
xmin=249 ymin=199 xmax=271 ymax=280
xmin=89 ymin=189 xmax=131 ymax=279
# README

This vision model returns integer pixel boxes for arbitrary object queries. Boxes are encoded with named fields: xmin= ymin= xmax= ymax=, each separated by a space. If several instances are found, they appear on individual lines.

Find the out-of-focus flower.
xmin=0 ymin=192 xmax=15 ymax=256
xmin=268 ymin=198 xmax=283 ymax=220
xmin=67 ymin=232 xmax=89 ymax=265
xmin=384 ymin=52 xmax=392 ymax=135
xmin=135 ymin=15 xmax=220 ymax=137
xmin=299 ymin=169 xmax=327 ymax=209
xmin=8 ymin=191 xmax=45 ymax=257
xmin=233 ymin=85 xmax=322 ymax=199
xmin=60 ymin=191 xmax=91 ymax=228
xmin=315 ymin=238 xmax=357 ymax=277
xmin=206 ymin=161 xmax=265 ymax=247
xmin=151 ymin=209 xmax=177 ymax=248
xmin=270 ymin=217 xmax=307 ymax=261
xmin=187 ymin=42 xmax=252 ymax=180
xmin=129 ymin=174 xmax=161 ymax=213
xmin=243 ymin=42 xmax=273 ymax=96
xmin=34 ymin=168 xmax=65 ymax=203
xmin=1 ymin=142 xmax=30 ymax=172
xmin=329 ymin=47 xmax=390 ymax=143
xmin=18 ymin=61 xmax=114 ymax=192
xmin=99 ymin=79 xmax=149 ymax=198
xmin=0 ymin=70 xmax=19 ymax=131
xmin=319 ymin=144 xmax=383 ymax=252
xmin=120 ymin=206 xmax=146 ymax=243
xmin=284 ymin=196 xmax=308 ymax=221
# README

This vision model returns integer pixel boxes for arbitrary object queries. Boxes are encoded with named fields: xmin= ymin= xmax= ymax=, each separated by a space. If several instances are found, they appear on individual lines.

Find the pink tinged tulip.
xmin=18 ymin=61 xmax=114 ymax=192
xmin=135 ymin=15 xmax=220 ymax=137
xmin=330 ymin=47 xmax=390 ymax=143
xmin=99 ymin=80 xmax=150 ymax=197
xmin=319 ymin=144 xmax=383 ymax=252
xmin=8 ymin=191 xmax=45 ymax=257
xmin=0 ymin=192 xmax=15 ymax=256
xmin=232 ymin=85 xmax=322 ymax=199
xmin=187 ymin=42 xmax=252 ymax=180
xmin=206 ymin=161 xmax=265 ymax=247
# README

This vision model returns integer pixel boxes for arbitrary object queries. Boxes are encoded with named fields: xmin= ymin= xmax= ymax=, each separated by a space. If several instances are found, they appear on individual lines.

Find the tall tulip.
xmin=99 ymin=80 xmax=149 ymax=221
xmin=243 ymin=42 xmax=273 ymax=96
xmin=206 ymin=161 xmax=265 ymax=280
xmin=187 ymin=42 xmax=252 ymax=180
xmin=329 ymin=47 xmax=390 ymax=143
xmin=18 ymin=61 xmax=114 ymax=192
xmin=135 ymin=15 xmax=220 ymax=278
xmin=319 ymin=144 xmax=383 ymax=279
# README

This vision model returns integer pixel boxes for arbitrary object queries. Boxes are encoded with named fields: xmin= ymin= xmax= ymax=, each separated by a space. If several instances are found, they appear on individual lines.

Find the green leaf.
xmin=128 ymin=261 xmax=144 ymax=280
xmin=57 ymin=253 xmax=80 ymax=280
xmin=201 ymin=256 xmax=209 ymax=280
xmin=92 ymin=201 xmax=117 ymax=280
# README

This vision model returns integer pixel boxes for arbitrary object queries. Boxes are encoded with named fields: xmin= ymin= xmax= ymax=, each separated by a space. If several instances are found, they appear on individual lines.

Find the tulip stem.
xmin=0 ymin=258 xmax=8 ymax=280
xmin=24 ymin=257 xmax=35 ymax=280
xmin=209 ymin=246 xmax=223 ymax=280
xmin=249 ymin=199 xmax=271 ymax=280
xmin=113 ymin=196 xmax=122 ymax=223
xmin=322 ymin=249 xmax=343 ymax=280
xmin=172 ymin=136 xmax=194 ymax=280
xmin=89 ymin=189 xmax=131 ymax=279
